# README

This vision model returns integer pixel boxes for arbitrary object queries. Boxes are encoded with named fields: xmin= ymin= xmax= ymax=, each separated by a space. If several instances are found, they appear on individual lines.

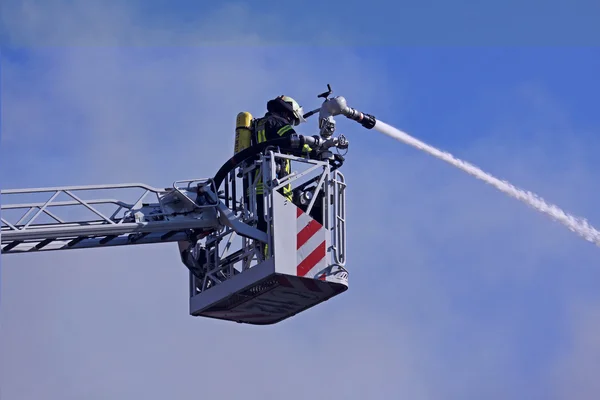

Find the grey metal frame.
xmin=1 ymin=150 xmax=347 ymax=298
xmin=1 ymin=181 xmax=221 ymax=253
xmin=189 ymin=149 xmax=347 ymax=297
xmin=331 ymin=170 xmax=347 ymax=266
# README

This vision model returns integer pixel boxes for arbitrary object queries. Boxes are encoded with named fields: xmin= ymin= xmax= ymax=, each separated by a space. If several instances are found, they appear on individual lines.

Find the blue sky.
xmin=2 ymin=1 xmax=600 ymax=399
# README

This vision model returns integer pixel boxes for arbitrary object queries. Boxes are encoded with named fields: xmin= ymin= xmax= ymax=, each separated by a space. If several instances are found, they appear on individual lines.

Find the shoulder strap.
xmin=250 ymin=118 xmax=263 ymax=146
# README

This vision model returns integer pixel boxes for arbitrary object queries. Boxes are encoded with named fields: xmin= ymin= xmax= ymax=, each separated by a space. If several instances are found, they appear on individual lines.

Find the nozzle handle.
xmin=303 ymin=108 xmax=320 ymax=119
xmin=317 ymin=84 xmax=333 ymax=99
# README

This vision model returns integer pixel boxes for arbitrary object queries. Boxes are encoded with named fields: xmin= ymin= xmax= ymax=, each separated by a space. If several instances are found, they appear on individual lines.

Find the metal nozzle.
xmin=342 ymin=107 xmax=376 ymax=129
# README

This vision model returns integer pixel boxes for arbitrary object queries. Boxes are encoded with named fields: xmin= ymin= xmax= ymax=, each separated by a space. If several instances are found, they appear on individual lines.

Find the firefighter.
xmin=252 ymin=95 xmax=312 ymax=256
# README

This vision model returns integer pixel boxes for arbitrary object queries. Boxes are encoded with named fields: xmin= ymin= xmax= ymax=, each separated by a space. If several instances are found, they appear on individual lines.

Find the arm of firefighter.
xmin=277 ymin=124 xmax=312 ymax=153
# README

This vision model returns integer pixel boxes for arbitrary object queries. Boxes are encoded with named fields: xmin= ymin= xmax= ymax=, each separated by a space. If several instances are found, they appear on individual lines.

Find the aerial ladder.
xmin=0 ymin=86 xmax=377 ymax=325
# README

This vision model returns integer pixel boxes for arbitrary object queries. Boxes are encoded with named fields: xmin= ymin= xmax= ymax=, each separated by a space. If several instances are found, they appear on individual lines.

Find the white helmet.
xmin=267 ymin=95 xmax=306 ymax=126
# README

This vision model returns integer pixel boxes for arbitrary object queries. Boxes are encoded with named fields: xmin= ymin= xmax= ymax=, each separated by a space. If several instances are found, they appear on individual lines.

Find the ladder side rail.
xmin=3 ymin=220 xmax=131 ymax=233
xmin=2 ymin=217 xmax=220 ymax=243
xmin=1 ymin=179 xmax=219 ymax=240
xmin=1 ymin=184 xmax=167 ymax=233
xmin=0 ymin=182 xmax=166 ymax=195
xmin=2 ymin=199 xmax=132 ymax=212
xmin=1 ymin=180 xmax=231 ymax=255
xmin=2 ymin=230 xmax=195 ymax=254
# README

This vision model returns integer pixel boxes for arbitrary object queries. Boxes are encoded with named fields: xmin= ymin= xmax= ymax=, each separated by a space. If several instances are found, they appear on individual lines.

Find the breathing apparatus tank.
xmin=234 ymin=112 xmax=253 ymax=155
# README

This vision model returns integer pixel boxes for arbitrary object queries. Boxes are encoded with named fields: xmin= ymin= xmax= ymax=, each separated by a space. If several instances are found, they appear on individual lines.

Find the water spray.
xmin=310 ymin=85 xmax=600 ymax=248
xmin=372 ymin=120 xmax=600 ymax=247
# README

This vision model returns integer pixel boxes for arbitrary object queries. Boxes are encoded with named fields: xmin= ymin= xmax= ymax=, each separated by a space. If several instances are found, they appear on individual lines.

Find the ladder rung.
xmin=1 ymin=228 xmax=213 ymax=254
xmin=2 ymin=241 xmax=22 ymax=252
xmin=67 ymin=236 xmax=87 ymax=247
xmin=34 ymin=238 xmax=54 ymax=250
xmin=99 ymin=235 xmax=118 ymax=245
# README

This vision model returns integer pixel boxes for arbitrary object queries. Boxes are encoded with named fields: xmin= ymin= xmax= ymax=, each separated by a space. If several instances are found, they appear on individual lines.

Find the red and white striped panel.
xmin=296 ymin=207 xmax=327 ymax=278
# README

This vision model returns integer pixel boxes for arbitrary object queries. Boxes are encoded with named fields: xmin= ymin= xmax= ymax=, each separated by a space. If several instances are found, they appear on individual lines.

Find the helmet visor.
xmin=294 ymin=106 xmax=307 ymax=125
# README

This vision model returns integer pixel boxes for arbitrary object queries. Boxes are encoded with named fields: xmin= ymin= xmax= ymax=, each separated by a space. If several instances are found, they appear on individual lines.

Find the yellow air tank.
xmin=234 ymin=111 xmax=253 ymax=155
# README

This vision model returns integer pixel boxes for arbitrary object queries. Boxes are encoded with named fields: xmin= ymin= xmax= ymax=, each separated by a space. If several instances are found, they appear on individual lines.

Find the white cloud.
xmin=549 ymin=295 xmax=600 ymax=400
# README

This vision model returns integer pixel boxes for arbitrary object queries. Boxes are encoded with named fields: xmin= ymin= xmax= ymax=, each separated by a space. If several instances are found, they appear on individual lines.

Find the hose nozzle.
xmin=342 ymin=107 xmax=376 ymax=129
